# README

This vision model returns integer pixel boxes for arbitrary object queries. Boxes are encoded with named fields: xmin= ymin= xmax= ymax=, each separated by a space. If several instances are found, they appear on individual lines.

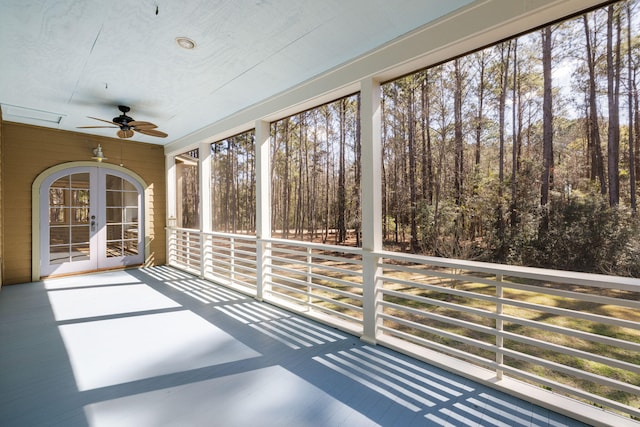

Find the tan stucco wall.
xmin=1 ymin=122 xmax=166 ymax=285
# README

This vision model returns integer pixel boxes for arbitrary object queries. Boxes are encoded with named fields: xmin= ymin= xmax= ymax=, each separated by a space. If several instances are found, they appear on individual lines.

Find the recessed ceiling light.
xmin=176 ymin=37 xmax=196 ymax=50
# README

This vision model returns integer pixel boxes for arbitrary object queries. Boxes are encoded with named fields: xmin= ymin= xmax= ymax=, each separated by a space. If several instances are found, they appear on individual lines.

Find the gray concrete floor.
xmin=0 ymin=266 xmax=592 ymax=426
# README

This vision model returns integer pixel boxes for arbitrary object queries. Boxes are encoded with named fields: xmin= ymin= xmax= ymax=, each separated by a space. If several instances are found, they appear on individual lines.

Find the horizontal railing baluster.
xmin=165 ymin=226 xmax=640 ymax=422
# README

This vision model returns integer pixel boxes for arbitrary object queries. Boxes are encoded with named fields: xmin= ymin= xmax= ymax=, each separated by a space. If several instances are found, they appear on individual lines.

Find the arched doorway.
xmin=32 ymin=162 xmax=147 ymax=279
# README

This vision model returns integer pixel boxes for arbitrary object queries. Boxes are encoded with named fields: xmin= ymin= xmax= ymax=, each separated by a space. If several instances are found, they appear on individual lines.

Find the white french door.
xmin=40 ymin=167 xmax=144 ymax=277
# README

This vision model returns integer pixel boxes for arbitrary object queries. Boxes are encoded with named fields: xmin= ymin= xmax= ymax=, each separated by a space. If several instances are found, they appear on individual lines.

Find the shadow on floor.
xmin=0 ymin=266 xmax=591 ymax=427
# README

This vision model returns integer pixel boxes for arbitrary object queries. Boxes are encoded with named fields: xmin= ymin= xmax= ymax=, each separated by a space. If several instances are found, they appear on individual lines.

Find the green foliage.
xmin=408 ymin=172 xmax=640 ymax=276
xmin=510 ymin=194 xmax=640 ymax=276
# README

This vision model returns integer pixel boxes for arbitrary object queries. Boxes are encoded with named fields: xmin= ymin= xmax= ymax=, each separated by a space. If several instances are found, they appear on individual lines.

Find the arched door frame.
xmin=32 ymin=161 xmax=149 ymax=281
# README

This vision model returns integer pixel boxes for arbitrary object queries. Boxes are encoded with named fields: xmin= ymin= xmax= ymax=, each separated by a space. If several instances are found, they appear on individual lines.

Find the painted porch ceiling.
xmin=0 ymin=0 xmax=479 ymax=146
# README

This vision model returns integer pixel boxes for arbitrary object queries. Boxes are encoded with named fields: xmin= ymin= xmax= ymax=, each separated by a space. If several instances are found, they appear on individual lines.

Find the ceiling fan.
xmin=78 ymin=105 xmax=168 ymax=139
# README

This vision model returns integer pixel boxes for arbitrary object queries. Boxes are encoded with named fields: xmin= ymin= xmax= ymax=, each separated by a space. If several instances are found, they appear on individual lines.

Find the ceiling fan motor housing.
xmin=113 ymin=105 xmax=133 ymax=127
xmin=113 ymin=114 xmax=134 ymax=126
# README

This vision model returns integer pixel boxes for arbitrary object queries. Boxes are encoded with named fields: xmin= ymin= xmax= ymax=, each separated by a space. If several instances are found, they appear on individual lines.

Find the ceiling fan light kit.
xmin=77 ymin=105 xmax=168 ymax=139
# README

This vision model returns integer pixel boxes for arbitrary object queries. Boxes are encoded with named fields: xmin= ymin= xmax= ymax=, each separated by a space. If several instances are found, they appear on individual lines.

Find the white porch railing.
xmin=166 ymin=227 xmax=640 ymax=425
xmin=263 ymin=237 xmax=363 ymax=332
xmin=166 ymin=227 xmax=201 ymax=276
xmin=201 ymin=231 xmax=258 ymax=295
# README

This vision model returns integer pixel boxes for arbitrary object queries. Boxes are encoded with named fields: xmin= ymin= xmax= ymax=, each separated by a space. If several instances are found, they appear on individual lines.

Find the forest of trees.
xmin=270 ymin=96 xmax=361 ymax=244
xmin=381 ymin=0 xmax=640 ymax=276
xmin=195 ymin=0 xmax=640 ymax=277
xmin=211 ymin=132 xmax=256 ymax=233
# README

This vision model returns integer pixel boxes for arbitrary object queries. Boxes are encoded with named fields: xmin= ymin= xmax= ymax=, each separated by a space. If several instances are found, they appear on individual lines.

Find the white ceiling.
xmin=0 ymin=0 xmax=475 ymax=146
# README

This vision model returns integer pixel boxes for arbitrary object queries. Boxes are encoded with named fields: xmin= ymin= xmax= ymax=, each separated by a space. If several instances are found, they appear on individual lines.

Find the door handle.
xmin=91 ymin=215 xmax=96 ymax=232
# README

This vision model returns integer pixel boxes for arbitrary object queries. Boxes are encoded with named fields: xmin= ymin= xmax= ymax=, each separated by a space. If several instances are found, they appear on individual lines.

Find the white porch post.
xmin=166 ymin=154 xmax=177 ymax=225
xmin=360 ymin=77 xmax=382 ymax=343
xmin=199 ymin=142 xmax=212 ymax=278
xmin=255 ymin=120 xmax=271 ymax=301
xmin=166 ymin=154 xmax=177 ymax=265
xmin=199 ymin=142 xmax=212 ymax=233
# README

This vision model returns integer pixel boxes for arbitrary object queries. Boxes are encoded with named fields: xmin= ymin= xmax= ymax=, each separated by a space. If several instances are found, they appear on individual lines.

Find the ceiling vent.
xmin=0 ymin=104 xmax=65 ymax=125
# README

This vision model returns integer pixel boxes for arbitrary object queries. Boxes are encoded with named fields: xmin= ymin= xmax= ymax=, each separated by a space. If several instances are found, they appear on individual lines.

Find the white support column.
xmin=166 ymin=154 xmax=177 ymax=265
xmin=360 ymin=77 xmax=383 ymax=344
xmin=255 ymin=120 xmax=272 ymax=301
xmin=199 ymin=142 xmax=212 ymax=233
xmin=166 ymin=154 xmax=177 ymax=225
xmin=199 ymin=142 xmax=212 ymax=278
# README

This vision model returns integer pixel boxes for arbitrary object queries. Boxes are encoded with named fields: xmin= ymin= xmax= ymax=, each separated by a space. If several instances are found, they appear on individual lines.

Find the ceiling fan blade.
xmin=117 ymin=129 xmax=135 ymax=139
xmin=129 ymin=121 xmax=158 ymax=130
xmin=88 ymin=116 xmax=119 ymax=126
xmin=136 ymin=128 xmax=168 ymax=138
xmin=77 ymin=126 xmax=119 ymax=129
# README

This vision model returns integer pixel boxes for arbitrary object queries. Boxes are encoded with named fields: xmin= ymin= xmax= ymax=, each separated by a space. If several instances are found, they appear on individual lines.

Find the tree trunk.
xmin=337 ymin=100 xmax=347 ymax=243
xmin=453 ymin=59 xmax=464 ymax=255
xmin=408 ymin=78 xmax=419 ymax=252
xmin=307 ymin=116 xmax=316 ymax=239
xmin=454 ymin=59 xmax=464 ymax=207
xmin=634 ymin=75 xmax=640 ymax=194
xmin=496 ymin=41 xmax=511 ymax=257
xmin=510 ymin=39 xmax=520 ymax=236
xmin=421 ymin=72 xmax=434 ymax=205
xmin=541 ymin=27 xmax=554 ymax=207
xmin=282 ymin=119 xmax=290 ymax=238
xmin=628 ymin=3 xmax=636 ymax=213
xmin=323 ymin=108 xmax=331 ymax=243
xmin=475 ymin=51 xmax=486 ymax=167
xmin=295 ymin=115 xmax=305 ymax=238
xmin=229 ymin=139 xmax=237 ymax=232
xmin=498 ymin=42 xmax=511 ymax=189
xmin=583 ymin=15 xmax=607 ymax=194
xmin=607 ymin=5 xmax=620 ymax=207
xmin=540 ymin=27 xmax=554 ymax=234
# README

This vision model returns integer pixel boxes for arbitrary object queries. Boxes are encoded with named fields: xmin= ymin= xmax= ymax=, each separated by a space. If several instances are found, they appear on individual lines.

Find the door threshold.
xmin=41 ymin=265 xmax=143 ymax=280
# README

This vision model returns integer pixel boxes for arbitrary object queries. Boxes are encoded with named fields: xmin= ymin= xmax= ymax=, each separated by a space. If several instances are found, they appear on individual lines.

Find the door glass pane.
xmin=50 ymin=246 xmax=69 ymax=264
xmin=50 ymin=207 xmax=68 ymax=225
xmin=106 ymin=207 xmax=122 ymax=223
xmin=106 ymin=242 xmax=122 ymax=257
xmin=106 ymin=175 xmax=123 ymax=190
xmin=124 ymin=207 xmax=138 ymax=223
xmin=123 ymin=180 xmax=136 ymax=192
xmin=49 ymin=188 xmax=68 ymax=206
xmin=71 ymin=244 xmax=90 ymax=261
xmin=50 ymin=226 xmax=70 ymax=245
xmin=104 ymin=174 xmax=139 ymax=258
xmin=72 ymin=189 xmax=89 ymax=206
xmin=71 ymin=226 xmax=90 ymax=244
xmin=70 ymin=173 xmax=89 ymax=187
xmin=124 ymin=230 xmax=138 ymax=255
xmin=106 ymin=190 xmax=122 ymax=206
xmin=73 ymin=208 xmax=89 ymax=224
xmin=123 ymin=191 xmax=137 ymax=207
xmin=51 ymin=175 xmax=69 ymax=189
xmin=107 ymin=224 xmax=122 ymax=240
xmin=49 ymin=172 xmax=91 ymax=266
